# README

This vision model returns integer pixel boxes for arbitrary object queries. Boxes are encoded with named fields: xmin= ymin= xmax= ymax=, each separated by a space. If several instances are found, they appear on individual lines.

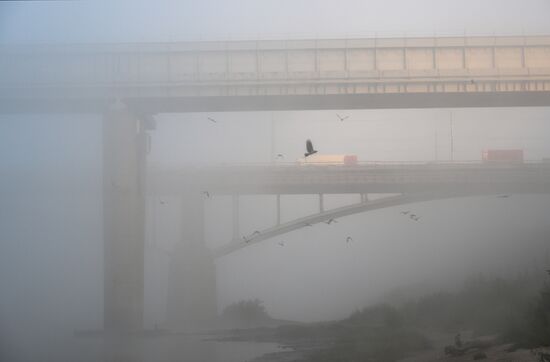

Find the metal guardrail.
xmin=204 ymin=159 xmax=550 ymax=168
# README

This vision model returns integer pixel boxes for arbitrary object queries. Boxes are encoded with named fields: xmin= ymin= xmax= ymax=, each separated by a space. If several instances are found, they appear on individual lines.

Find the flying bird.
xmin=497 ymin=195 xmax=510 ymax=198
xmin=276 ymin=154 xmax=284 ymax=159
xmin=252 ymin=231 xmax=261 ymax=236
xmin=410 ymin=215 xmax=420 ymax=221
xmin=401 ymin=210 xmax=410 ymax=215
xmin=304 ymin=139 xmax=318 ymax=157
xmin=242 ymin=236 xmax=250 ymax=243
xmin=346 ymin=236 xmax=353 ymax=243
xmin=207 ymin=117 xmax=217 ymax=123
xmin=336 ymin=114 xmax=349 ymax=122
xmin=305 ymin=223 xmax=313 ymax=227
xmin=277 ymin=241 xmax=285 ymax=247
xmin=203 ymin=191 xmax=210 ymax=198
xmin=159 ymin=200 xmax=166 ymax=205
xmin=546 ymin=269 xmax=550 ymax=276
xmin=324 ymin=218 xmax=338 ymax=225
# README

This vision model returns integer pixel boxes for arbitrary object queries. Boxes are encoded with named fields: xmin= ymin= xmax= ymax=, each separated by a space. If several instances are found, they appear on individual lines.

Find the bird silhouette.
xmin=203 ymin=191 xmax=210 ymax=198
xmin=304 ymin=139 xmax=318 ymax=157
xmin=207 ymin=117 xmax=217 ymax=123
xmin=305 ymin=223 xmax=313 ymax=227
xmin=346 ymin=236 xmax=353 ymax=243
xmin=252 ymin=231 xmax=260 ymax=236
xmin=276 ymin=154 xmax=284 ymax=159
xmin=336 ymin=114 xmax=349 ymax=121
xmin=324 ymin=218 xmax=338 ymax=225
xmin=278 ymin=241 xmax=285 ymax=247
xmin=159 ymin=200 xmax=166 ymax=205
xmin=401 ymin=210 xmax=410 ymax=215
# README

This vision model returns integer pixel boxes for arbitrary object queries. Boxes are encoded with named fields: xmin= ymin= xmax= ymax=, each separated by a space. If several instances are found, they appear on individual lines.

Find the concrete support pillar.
xmin=276 ymin=194 xmax=281 ymax=226
xmin=165 ymin=191 xmax=217 ymax=331
xmin=103 ymin=101 xmax=147 ymax=332
xmin=232 ymin=194 xmax=239 ymax=239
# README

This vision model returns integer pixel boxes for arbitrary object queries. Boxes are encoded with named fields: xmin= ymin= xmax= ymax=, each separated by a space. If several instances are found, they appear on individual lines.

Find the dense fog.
xmin=1 ymin=1 xmax=550 ymax=362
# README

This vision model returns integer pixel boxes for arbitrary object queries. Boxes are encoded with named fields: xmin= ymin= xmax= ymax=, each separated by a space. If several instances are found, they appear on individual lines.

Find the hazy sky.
xmin=1 ymin=0 xmax=550 ymax=43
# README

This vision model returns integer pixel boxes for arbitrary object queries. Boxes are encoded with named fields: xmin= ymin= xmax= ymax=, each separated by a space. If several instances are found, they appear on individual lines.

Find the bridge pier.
xmin=102 ymin=101 xmax=148 ymax=332
xmin=233 ymin=194 xmax=240 ymax=238
xmin=165 ymin=191 xmax=217 ymax=331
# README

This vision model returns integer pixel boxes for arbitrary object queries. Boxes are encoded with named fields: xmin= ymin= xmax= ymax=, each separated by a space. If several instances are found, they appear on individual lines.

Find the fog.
xmin=1 ymin=1 xmax=550 ymax=362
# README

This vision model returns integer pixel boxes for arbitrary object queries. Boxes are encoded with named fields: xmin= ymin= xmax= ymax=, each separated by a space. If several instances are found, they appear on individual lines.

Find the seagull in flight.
xmin=324 ymin=218 xmax=338 ymax=225
xmin=401 ymin=210 xmax=410 ymax=215
xmin=304 ymin=139 xmax=318 ymax=158
xmin=336 ymin=114 xmax=349 ymax=122
xmin=346 ymin=236 xmax=353 ymax=243
xmin=276 ymin=153 xmax=284 ymax=159
xmin=277 ymin=241 xmax=285 ymax=247
xmin=305 ymin=223 xmax=313 ymax=227
xmin=159 ymin=200 xmax=166 ymax=205
xmin=203 ymin=191 xmax=210 ymax=198
xmin=410 ymin=214 xmax=420 ymax=221
xmin=207 ymin=117 xmax=217 ymax=123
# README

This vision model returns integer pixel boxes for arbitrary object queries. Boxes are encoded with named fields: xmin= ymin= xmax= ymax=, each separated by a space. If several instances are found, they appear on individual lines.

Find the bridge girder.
xmin=2 ymin=35 xmax=550 ymax=113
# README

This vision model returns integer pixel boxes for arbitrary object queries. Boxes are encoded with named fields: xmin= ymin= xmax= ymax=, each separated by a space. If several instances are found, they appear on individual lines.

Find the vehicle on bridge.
xmin=482 ymin=149 xmax=524 ymax=163
xmin=298 ymin=154 xmax=358 ymax=166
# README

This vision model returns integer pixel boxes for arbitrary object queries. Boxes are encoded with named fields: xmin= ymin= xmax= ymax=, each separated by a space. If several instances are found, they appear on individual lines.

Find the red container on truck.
xmin=482 ymin=149 xmax=523 ymax=163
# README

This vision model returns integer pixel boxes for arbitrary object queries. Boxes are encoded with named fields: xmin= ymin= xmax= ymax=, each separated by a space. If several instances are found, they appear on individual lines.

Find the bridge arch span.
xmin=212 ymin=190 xmax=513 ymax=258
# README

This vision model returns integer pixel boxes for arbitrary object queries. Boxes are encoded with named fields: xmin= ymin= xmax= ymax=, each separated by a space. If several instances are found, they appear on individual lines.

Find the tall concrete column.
xmin=103 ymin=101 xmax=147 ymax=332
xmin=166 ymin=191 xmax=217 ymax=331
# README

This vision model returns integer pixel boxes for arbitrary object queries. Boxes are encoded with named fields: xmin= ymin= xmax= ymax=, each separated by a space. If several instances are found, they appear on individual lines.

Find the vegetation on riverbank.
xmin=270 ymin=270 xmax=550 ymax=361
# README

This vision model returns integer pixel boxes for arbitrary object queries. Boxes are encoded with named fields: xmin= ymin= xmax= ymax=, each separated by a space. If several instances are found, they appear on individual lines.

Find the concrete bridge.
xmin=2 ymin=35 xmax=550 ymax=332
xmin=2 ymin=35 xmax=550 ymax=113
xmin=154 ymin=161 xmax=550 ymax=257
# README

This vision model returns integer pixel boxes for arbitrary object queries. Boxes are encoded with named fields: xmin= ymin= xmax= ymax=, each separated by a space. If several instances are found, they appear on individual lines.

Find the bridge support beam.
xmin=166 ymin=191 xmax=217 ymax=331
xmin=102 ymin=101 xmax=147 ymax=332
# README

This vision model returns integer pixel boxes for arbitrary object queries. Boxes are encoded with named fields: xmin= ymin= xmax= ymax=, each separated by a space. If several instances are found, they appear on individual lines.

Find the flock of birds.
xmin=201 ymin=112 xmax=404 ymax=249
xmin=400 ymin=210 xmax=421 ymax=222
xmin=239 ymin=219 xmax=354 ymax=247
xmin=199 ymin=114 xmax=514 ymax=251
xmin=153 ymin=109 xmax=521 ymax=261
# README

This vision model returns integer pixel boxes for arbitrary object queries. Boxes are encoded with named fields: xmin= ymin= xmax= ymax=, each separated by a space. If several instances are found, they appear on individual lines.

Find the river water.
xmin=3 ymin=333 xmax=282 ymax=362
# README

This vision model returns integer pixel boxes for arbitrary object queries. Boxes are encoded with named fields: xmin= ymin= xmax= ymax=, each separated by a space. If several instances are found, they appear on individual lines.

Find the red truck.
xmin=482 ymin=149 xmax=524 ymax=163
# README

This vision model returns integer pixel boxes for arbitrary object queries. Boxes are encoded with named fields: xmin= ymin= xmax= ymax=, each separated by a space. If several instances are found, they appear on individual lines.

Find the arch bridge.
xmin=153 ymin=161 xmax=550 ymax=259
